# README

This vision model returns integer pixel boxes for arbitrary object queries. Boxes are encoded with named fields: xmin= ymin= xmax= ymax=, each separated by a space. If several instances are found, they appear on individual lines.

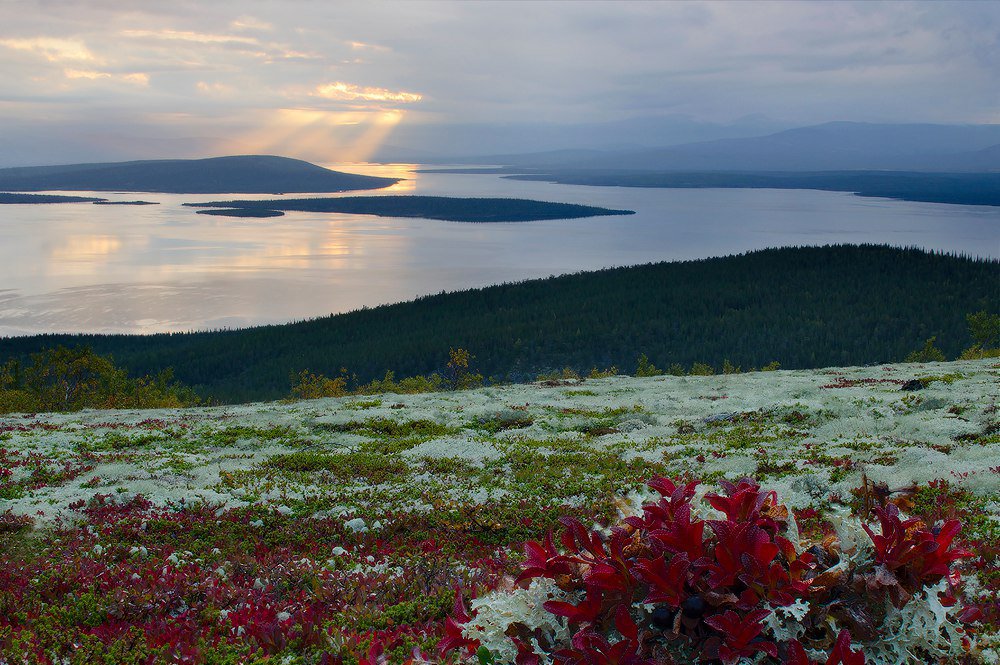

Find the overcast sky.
xmin=1 ymin=0 xmax=998 ymax=164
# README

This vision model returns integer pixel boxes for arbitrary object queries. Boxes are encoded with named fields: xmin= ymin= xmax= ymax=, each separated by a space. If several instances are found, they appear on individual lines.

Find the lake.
xmin=1 ymin=162 xmax=997 ymax=336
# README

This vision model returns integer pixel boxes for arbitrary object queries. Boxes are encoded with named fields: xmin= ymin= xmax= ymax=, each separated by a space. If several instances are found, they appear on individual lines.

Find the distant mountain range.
xmin=0 ymin=155 xmax=396 ymax=194
xmin=369 ymin=113 xmax=792 ymax=162
xmin=439 ymin=122 xmax=1000 ymax=172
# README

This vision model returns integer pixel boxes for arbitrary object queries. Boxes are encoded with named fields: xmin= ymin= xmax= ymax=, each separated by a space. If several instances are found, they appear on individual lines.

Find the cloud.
xmin=62 ymin=69 xmax=148 ymax=86
xmin=123 ymin=73 xmax=150 ymax=86
xmin=120 ymin=29 xmax=259 ymax=45
xmin=231 ymin=16 xmax=273 ymax=32
xmin=0 ymin=37 xmax=98 ymax=63
xmin=348 ymin=41 xmax=389 ymax=52
xmin=265 ymin=48 xmax=321 ymax=62
xmin=196 ymin=80 xmax=236 ymax=96
xmin=63 ymin=69 xmax=111 ymax=80
xmin=0 ymin=0 xmax=997 ymax=163
xmin=313 ymin=82 xmax=422 ymax=104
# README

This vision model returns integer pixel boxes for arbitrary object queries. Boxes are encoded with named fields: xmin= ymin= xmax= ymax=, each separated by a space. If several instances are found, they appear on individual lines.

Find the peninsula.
xmin=0 ymin=155 xmax=397 ymax=194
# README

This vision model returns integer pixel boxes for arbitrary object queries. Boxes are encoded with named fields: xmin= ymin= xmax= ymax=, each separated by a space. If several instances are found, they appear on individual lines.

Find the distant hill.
xmin=1 ymin=245 xmax=995 ymax=403
xmin=460 ymin=122 xmax=1000 ymax=172
xmin=0 ymin=155 xmax=397 ymax=194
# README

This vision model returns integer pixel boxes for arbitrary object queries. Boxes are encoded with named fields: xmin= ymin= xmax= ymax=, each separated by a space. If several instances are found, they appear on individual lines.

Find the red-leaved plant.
xmin=443 ymin=476 xmax=978 ymax=664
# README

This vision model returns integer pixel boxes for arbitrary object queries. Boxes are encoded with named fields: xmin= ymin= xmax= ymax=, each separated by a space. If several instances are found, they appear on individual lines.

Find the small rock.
xmin=618 ymin=419 xmax=649 ymax=432
xmin=344 ymin=517 xmax=368 ymax=533
xmin=901 ymin=379 xmax=924 ymax=391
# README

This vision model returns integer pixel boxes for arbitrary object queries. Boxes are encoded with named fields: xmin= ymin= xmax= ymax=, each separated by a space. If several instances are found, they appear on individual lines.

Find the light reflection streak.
xmin=318 ymin=161 xmax=418 ymax=194
xmin=49 ymin=235 xmax=122 ymax=260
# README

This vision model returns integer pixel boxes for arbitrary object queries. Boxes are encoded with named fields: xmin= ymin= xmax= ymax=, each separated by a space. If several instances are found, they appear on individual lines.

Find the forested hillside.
xmin=0 ymin=245 xmax=995 ymax=403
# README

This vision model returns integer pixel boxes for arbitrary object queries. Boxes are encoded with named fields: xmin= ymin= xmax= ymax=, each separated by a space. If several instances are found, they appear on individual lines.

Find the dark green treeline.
xmin=1 ymin=245 xmax=996 ymax=403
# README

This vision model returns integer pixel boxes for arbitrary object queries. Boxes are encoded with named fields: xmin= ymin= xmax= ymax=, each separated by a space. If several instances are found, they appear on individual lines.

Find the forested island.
xmin=0 ymin=155 xmax=396 ymax=194
xmin=2 ymin=245 xmax=995 ymax=403
xmin=186 ymin=195 xmax=634 ymax=222
xmin=196 ymin=208 xmax=284 ymax=218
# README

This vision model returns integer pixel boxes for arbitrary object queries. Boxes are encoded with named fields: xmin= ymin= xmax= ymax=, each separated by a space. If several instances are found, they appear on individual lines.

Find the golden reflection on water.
xmin=131 ymin=213 xmax=403 ymax=276
xmin=320 ymin=223 xmax=355 ymax=257
xmin=49 ymin=235 xmax=123 ymax=260
xmin=47 ymin=234 xmax=128 ymax=277
xmin=319 ymin=161 xmax=419 ymax=194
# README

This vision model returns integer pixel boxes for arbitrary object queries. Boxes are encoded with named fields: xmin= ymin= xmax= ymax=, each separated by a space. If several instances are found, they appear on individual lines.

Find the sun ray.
xmin=231 ymin=107 xmax=406 ymax=164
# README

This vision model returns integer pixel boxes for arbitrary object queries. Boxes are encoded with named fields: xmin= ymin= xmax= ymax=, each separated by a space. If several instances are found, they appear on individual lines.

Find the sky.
xmin=1 ymin=0 xmax=998 ymax=165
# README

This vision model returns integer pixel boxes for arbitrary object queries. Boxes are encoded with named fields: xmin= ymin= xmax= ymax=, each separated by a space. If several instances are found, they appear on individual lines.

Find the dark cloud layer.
xmin=0 ymin=1 xmax=997 ymax=164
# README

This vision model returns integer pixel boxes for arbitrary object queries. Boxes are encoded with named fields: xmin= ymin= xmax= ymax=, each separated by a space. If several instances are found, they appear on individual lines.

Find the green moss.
xmin=916 ymin=372 xmax=965 ymax=387
xmin=77 ymin=431 xmax=169 ymax=453
xmin=417 ymin=456 xmax=478 ymax=477
xmin=754 ymin=455 xmax=801 ymax=480
xmin=342 ymin=589 xmax=454 ymax=632
xmin=345 ymin=399 xmax=383 ymax=410
xmin=472 ymin=412 xmax=534 ymax=434
xmin=208 ymin=425 xmax=299 ymax=446
xmin=477 ymin=444 xmax=667 ymax=500
xmin=158 ymin=454 xmax=196 ymax=474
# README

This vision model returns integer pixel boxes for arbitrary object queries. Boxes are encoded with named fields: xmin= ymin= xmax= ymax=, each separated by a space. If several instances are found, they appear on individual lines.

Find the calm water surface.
xmin=1 ymin=162 xmax=997 ymax=335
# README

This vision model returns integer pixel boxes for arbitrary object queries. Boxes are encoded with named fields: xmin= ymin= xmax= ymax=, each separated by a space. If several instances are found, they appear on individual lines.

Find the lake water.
xmin=1 ymin=162 xmax=997 ymax=336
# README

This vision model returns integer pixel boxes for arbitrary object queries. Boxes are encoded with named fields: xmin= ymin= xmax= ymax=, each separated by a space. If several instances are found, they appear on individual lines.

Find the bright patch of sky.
xmin=0 ymin=0 xmax=997 ymax=164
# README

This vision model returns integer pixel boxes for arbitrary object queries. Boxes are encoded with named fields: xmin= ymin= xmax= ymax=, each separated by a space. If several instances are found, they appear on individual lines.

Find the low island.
xmin=0 ymin=193 xmax=105 ymax=204
xmin=185 ymin=195 xmax=634 ymax=222
xmin=92 ymin=200 xmax=159 ymax=206
xmin=197 ymin=208 xmax=285 ymax=218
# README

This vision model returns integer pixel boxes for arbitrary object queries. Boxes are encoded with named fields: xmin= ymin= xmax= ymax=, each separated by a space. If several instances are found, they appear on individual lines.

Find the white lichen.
xmin=863 ymin=579 xmax=971 ymax=665
xmin=763 ymin=598 xmax=811 ymax=643
xmin=463 ymin=578 xmax=575 ymax=665
xmin=827 ymin=508 xmax=874 ymax=572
